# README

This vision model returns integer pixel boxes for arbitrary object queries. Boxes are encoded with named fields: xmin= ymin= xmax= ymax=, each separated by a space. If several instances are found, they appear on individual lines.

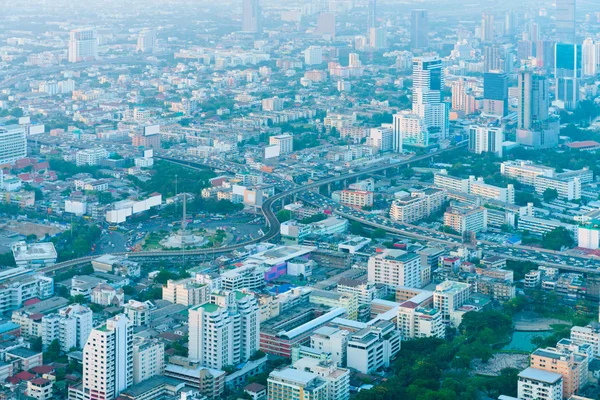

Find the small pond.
xmin=502 ymin=331 xmax=552 ymax=352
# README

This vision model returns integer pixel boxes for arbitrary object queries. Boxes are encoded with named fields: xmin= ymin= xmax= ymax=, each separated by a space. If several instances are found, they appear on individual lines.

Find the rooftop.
xmin=518 ymin=367 xmax=562 ymax=384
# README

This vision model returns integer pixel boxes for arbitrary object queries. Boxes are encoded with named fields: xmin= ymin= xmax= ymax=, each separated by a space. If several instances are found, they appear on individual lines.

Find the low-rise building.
xmin=268 ymin=367 xmax=328 ymax=400
xmin=346 ymin=320 xmax=401 ymax=374
xmin=12 ymin=242 xmax=57 ymax=269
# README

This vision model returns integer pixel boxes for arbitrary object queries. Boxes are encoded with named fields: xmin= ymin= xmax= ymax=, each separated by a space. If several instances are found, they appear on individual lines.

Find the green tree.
xmin=44 ymin=339 xmax=61 ymax=361
xmin=276 ymin=210 xmax=292 ymax=222
xmin=371 ymin=228 xmax=387 ymax=239
xmin=31 ymin=337 xmax=43 ymax=352
xmin=543 ymin=188 xmax=558 ymax=202
xmin=542 ymin=227 xmax=574 ymax=250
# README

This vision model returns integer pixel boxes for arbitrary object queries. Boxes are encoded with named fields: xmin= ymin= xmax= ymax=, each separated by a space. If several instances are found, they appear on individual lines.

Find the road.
xmin=39 ymin=143 xmax=466 ymax=274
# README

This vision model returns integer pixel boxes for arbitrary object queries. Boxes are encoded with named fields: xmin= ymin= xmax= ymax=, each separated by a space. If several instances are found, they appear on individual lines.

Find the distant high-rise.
xmin=582 ymin=38 xmax=596 ymax=76
xmin=316 ymin=12 xmax=336 ymax=38
xmin=481 ymin=12 xmax=495 ymax=42
xmin=484 ymin=45 xmax=505 ymax=72
xmin=242 ymin=0 xmax=261 ymax=33
xmin=369 ymin=27 xmax=387 ymax=50
xmin=68 ymin=28 xmax=98 ymax=63
xmin=136 ymin=29 xmax=156 ymax=53
xmin=517 ymin=70 xmax=550 ymax=130
xmin=412 ymin=57 xmax=448 ymax=139
xmin=483 ymin=72 xmax=508 ymax=117
xmin=555 ymin=0 xmax=576 ymax=43
xmin=410 ymin=9 xmax=428 ymax=50
xmin=367 ymin=0 xmax=377 ymax=31
xmin=504 ymin=11 xmax=518 ymax=37
xmin=555 ymin=42 xmax=582 ymax=110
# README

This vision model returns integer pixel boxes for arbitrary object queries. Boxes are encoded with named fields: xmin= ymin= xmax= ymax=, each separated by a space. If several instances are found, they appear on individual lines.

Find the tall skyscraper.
xmin=367 ymin=0 xmax=377 ymax=31
xmin=517 ymin=70 xmax=549 ymax=130
xmin=483 ymin=72 xmax=508 ymax=117
xmin=582 ymin=38 xmax=597 ymax=76
xmin=412 ymin=57 xmax=448 ymax=139
xmin=410 ymin=9 xmax=428 ymax=50
xmin=188 ymin=291 xmax=259 ymax=370
xmin=555 ymin=0 xmax=576 ymax=43
xmin=68 ymin=28 xmax=98 ymax=63
xmin=481 ymin=12 xmax=495 ymax=42
xmin=69 ymin=315 xmax=133 ymax=400
xmin=555 ymin=42 xmax=582 ymax=110
xmin=242 ymin=0 xmax=261 ymax=33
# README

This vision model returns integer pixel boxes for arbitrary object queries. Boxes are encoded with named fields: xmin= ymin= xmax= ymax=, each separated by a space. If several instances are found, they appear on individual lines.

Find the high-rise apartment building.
xmin=397 ymin=302 xmax=445 ymax=339
xmin=555 ymin=0 xmax=576 ymax=43
xmin=366 ymin=126 xmax=393 ymax=153
xmin=518 ymin=367 xmax=563 ymax=400
xmin=367 ymin=250 xmax=422 ymax=289
xmin=242 ymin=0 xmax=261 ymax=33
xmin=69 ymin=315 xmax=133 ymax=400
xmin=393 ymin=112 xmax=427 ymax=148
xmin=410 ymin=9 xmax=428 ymax=50
xmin=188 ymin=290 xmax=260 ymax=370
xmin=132 ymin=337 xmax=164 ymax=384
xmin=530 ymin=347 xmax=584 ymax=398
xmin=41 ymin=304 xmax=93 ymax=353
xmin=304 ymin=46 xmax=323 ymax=65
xmin=433 ymin=281 xmax=471 ymax=322
xmin=390 ymin=189 xmax=446 ymax=223
xmin=468 ymin=125 xmax=503 ymax=157
xmin=0 ymin=125 xmax=27 ymax=165
xmin=443 ymin=206 xmax=488 ymax=235
xmin=483 ymin=72 xmax=508 ymax=117
xmin=68 ymin=28 xmax=98 ymax=63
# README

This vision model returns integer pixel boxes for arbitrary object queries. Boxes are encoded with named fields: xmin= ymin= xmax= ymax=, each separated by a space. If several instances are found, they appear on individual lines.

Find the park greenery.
xmin=128 ymin=160 xmax=215 ymax=198
xmin=354 ymin=311 xmax=515 ymax=400
xmin=50 ymin=224 xmax=101 ymax=261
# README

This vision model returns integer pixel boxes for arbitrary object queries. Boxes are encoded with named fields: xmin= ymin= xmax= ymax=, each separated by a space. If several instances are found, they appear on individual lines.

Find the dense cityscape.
xmin=1 ymin=0 xmax=600 ymax=399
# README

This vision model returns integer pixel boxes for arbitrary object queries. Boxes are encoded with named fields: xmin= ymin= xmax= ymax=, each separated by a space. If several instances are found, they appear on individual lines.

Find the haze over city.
xmin=1 ymin=1 xmax=600 ymax=400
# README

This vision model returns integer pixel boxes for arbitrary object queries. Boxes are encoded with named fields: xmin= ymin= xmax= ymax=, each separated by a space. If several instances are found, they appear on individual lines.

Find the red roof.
xmin=23 ymin=298 xmax=40 ymax=306
xmin=567 ymin=140 xmax=600 ymax=149
xmin=27 ymin=313 xmax=44 ymax=321
xmin=9 ymin=371 xmax=36 ymax=383
xmin=30 ymin=378 xmax=51 ymax=385
xmin=30 ymin=365 xmax=55 ymax=375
